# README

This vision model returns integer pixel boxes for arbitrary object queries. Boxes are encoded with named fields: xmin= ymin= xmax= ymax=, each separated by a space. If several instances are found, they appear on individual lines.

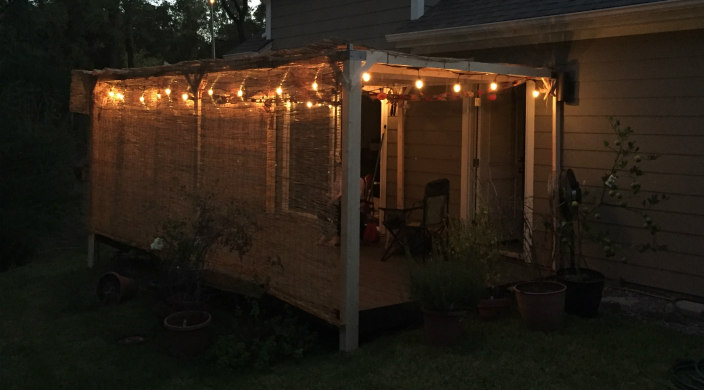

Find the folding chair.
xmin=380 ymin=178 xmax=450 ymax=261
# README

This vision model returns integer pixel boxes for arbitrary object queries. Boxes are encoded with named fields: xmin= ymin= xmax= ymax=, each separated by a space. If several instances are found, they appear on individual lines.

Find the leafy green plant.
xmin=409 ymin=216 xmax=494 ymax=311
xmin=558 ymin=117 xmax=668 ymax=269
xmin=151 ymin=189 xmax=258 ymax=302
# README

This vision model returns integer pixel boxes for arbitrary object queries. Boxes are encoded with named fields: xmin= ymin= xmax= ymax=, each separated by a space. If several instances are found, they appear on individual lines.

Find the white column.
xmin=523 ymin=80 xmax=536 ymax=262
xmin=339 ymin=47 xmax=364 ymax=352
xmin=460 ymin=96 xmax=471 ymax=219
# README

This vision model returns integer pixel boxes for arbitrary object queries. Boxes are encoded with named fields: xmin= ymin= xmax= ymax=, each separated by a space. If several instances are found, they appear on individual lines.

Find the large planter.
xmin=514 ymin=281 xmax=566 ymax=331
xmin=163 ymin=310 xmax=212 ymax=357
xmin=556 ymin=268 xmax=605 ymax=318
xmin=422 ymin=309 xmax=467 ymax=346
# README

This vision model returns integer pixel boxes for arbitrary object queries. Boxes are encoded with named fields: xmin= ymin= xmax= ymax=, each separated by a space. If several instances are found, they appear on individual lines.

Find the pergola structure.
xmin=71 ymin=42 xmax=556 ymax=351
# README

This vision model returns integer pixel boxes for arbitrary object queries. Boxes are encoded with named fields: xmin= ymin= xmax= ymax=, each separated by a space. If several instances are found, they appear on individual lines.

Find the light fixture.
xmin=490 ymin=80 xmax=498 ymax=91
xmin=108 ymin=91 xmax=115 ymax=98
xmin=362 ymin=72 xmax=371 ymax=82
xmin=208 ymin=88 xmax=214 ymax=96
xmin=116 ymin=92 xmax=124 ymax=101
xmin=276 ymin=86 xmax=283 ymax=96
xmin=312 ymin=81 xmax=318 ymax=91
xmin=237 ymin=89 xmax=243 ymax=97
xmin=453 ymin=78 xmax=461 ymax=93
xmin=532 ymin=89 xmax=540 ymax=98
xmin=165 ymin=87 xmax=171 ymax=96
xmin=415 ymin=69 xmax=423 ymax=89
xmin=139 ymin=95 xmax=145 ymax=104
xmin=157 ymin=93 xmax=162 ymax=99
xmin=306 ymin=101 xmax=313 ymax=108
xmin=181 ymin=92 xmax=189 ymax=101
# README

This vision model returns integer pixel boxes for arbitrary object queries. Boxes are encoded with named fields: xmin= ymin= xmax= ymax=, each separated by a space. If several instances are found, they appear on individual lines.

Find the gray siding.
xmin=271 ymin=0 xmax=411 ymax=50
xmin=459 ymin=29 xmax=704 ymax=296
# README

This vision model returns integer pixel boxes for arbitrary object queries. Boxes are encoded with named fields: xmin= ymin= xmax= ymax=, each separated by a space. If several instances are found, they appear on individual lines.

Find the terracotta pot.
xmin=422 ymin=309 xmax=467 ymax=346
xmin=514 ymin=281 xmax=566 ymax=331
xmin=97 ymin=272 xmax=137 ymax=304
xmin=163 ymin=310 xmax=212 ymax=357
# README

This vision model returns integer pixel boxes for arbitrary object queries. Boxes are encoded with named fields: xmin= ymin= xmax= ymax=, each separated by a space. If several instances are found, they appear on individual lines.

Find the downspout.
xmin=551 ymin=87 xmax=564 ymax=271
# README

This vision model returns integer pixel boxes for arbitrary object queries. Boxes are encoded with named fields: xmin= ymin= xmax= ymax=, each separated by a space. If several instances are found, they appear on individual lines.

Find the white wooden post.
xmin=339 ymin=46 xmax=364 ymax=352
xmin=396 ymin=102 xmax=405 ymax=208
xmin=523 ymin=80 xmax=536 ymax=261
xmin=460 ymin=96 xmax=471 ymax=219
xmin=379 ymin=99 xmax=389 ymax=233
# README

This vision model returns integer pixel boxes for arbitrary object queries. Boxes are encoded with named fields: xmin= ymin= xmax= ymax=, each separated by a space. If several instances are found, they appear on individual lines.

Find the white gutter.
xmin=387 ymin=0 xmax=704 ymax=54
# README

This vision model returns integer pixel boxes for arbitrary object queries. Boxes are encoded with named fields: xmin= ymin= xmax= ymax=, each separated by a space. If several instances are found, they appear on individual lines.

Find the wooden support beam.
xmin=523 ymin=80 xmax=536 ymax=261
xmin=339 ymin=47 xmax=364 ymax=352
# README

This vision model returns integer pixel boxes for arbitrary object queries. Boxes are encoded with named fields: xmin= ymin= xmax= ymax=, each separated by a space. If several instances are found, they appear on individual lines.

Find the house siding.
xmin=271 ymin=0 xmax=411 ymax=50
xmin=447 ymin=29 xmax=704 ymax=296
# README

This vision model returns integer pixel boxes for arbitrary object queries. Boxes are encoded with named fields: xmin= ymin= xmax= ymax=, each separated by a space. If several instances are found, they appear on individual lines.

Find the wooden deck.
xmin=206 ymin=212 xmax=412 ymax=327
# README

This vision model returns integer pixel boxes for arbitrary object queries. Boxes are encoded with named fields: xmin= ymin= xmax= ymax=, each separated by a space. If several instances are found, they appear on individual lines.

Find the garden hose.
xmin=671 ymin=359 xmax=704 ymax=390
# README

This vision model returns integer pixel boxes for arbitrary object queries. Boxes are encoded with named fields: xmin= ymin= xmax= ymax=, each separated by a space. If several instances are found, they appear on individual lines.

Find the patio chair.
xmin=380 ymin=178 xmax=450 ymax=261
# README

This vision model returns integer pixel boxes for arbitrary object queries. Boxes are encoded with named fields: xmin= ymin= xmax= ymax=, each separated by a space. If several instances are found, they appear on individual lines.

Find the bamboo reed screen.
xmin=89 ymin=58 xmax=349 ymax=325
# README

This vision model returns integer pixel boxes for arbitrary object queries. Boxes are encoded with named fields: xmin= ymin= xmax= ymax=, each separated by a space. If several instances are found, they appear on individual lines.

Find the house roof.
xmin=396 ymin=0 xmax=669 ymax=33
xmin=388 ymin=0 xmax=704 ymax=53
xmin=223 ymin=36 xmax=272 ymax=59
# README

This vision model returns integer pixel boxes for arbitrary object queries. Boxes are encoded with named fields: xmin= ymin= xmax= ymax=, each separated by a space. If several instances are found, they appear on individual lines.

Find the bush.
xmin=210 ymin=296 xmax=318 ymax=370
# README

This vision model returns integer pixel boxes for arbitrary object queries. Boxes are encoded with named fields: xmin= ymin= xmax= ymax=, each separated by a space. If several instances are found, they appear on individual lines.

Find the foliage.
xmin=440 ymin=212 xmax=503 ymax=290
xmin=557 ymin=117 xmax=668 ymax=268
xmin=210 ymin=296 xmax=318 ymax=370
xmin=409 ymin=216 xmax=496 ymax=311
xmin=151 ymin=189 xmax=258 ymax=301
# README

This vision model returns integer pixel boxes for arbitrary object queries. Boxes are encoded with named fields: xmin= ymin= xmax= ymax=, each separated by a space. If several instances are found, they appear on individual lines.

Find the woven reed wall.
xmin=90 ymin=60 xmax=349 ymax=325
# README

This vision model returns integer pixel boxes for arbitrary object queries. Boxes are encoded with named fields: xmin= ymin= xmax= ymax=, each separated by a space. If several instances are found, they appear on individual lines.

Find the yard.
xmin=1 ymin=246 xmax=702 ymax=389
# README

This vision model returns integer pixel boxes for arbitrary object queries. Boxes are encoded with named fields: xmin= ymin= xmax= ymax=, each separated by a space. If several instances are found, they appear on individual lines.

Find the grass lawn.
xmin=1 ymin=249 xmax=702 ymax=389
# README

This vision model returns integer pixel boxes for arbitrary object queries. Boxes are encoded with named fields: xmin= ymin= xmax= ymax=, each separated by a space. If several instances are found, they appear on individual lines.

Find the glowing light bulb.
xmin=532 ymin=89 xmax=540 ymax=98
xmin=490 ymin=81 xmax=498 ymax=91
xmin=157 ymin=93 xmax=162 ymax=99
xmin=208 ymin=88 xmax=213 ymax=96
xmin=237 ymin=89 xmax=243 ymax=97
xmin=362 ymin=72 xmax=370 ymax=82
xmin=139 ymin=95 xmax=145 ymax=104
xmin=415 ymin=79 xmax=423 ymax=89
xmin=116 ymin=92 xmax=124 ymax=101
xmin=453 ymin=83 xmax=461 ymax=93
xmin=312 ymin=81 xmax=318 ymax=91
xmin=108 ymin=91 xmax=115 ymax=98
xmin=165 ymin=88 xmax=171 ymax=96
xmin=181 ymin=93 xmax=189 ymax=101
xmin=306 ymin=101 xmax=313 ymax=108
xmin=276 ymin=86 xmax=283 ymax=96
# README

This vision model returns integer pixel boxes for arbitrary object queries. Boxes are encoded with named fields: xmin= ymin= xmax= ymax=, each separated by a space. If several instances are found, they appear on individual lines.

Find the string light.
xmin=108 ymin=91 xmax=115 ymax=98
xmin=157 ymin=93 xmax=162 ymax=99
xmin=276 ymin=86 xmax=283 ymax=96
xmin=312 ymin=81 xmax=318 ymax=91
xmin=208 ymin=88 xmax=214 ymax=96
xmin=181 ymin=92 xmax=189 ymax=101
xmin=453 ymin=81 xmax=461 ymax=93
xmin=362 ymin=72 xmax=371 ymax=82
xmin=490 ymin=81 xmax=498 ymax=91
xmin=415 ymin=69 xmax=423 ymax=89
xmin=237 ymin=89 xmax=243 ymax=97
xmin=116 ymin=92 xmax=124 ymax=101
xmin=532 ymin=89 xmax=540 ymax=98
xmin=165 ymin=87 xmax=171 ymax=96
xmin=306 ymin=101 xmax=313 ymax=108
xmin=139 ymin=95 xmax=145 ymax=104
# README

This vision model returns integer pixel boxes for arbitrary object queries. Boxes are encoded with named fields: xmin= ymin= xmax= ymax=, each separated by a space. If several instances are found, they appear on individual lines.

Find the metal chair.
xmin=380 ymin=178 xmax=450 ymax=261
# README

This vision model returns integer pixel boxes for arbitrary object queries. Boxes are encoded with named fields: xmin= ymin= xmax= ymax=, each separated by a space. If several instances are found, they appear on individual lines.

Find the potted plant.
xmin=442 ymin=212 xmax=512 ymax=321
xmin=150 ymin=189 xmax=258 ymax=356
xmin=409 ymin=219 xmax=487 ymax=346
xmin=553 ymin=117 xmax=668 ymax=317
